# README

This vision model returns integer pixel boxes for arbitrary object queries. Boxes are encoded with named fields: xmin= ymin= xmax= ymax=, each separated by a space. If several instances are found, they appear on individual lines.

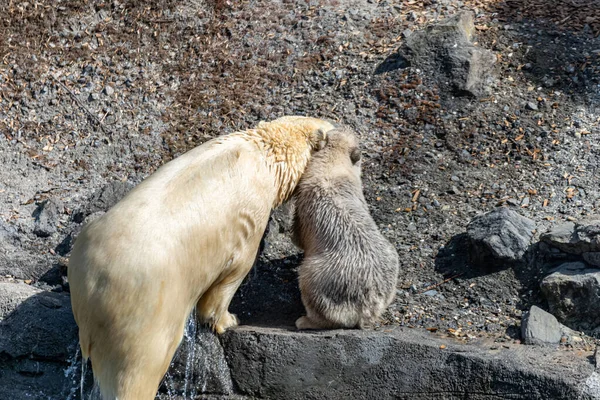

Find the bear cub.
xmin=292 ymin=127 xmax=399 ymax=329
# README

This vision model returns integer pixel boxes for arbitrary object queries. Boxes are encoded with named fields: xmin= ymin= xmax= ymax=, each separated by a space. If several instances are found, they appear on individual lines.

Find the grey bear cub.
xmin=292 ymin=127 xmax=399 ymax=329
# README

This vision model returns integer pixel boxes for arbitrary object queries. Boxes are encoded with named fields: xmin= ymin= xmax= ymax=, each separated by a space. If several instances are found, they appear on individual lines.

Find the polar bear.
xmin=68 ymin=116 xmax=334 ymax=400
xmin=291 ymin=127 xmax=399 ymax=330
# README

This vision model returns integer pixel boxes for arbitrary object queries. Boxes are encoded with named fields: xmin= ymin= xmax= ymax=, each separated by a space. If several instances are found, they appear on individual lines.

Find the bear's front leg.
xmin=197 ymin=278 xmax=244 ymax=334
xmin=196 ymin=257 xmax=255 ymax=334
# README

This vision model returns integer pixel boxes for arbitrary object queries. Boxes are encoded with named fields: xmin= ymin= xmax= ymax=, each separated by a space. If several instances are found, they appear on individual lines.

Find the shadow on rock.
xmin=38 ymin=259 xmax=70 ymax=292
xmin=0 ymin=286 xmax=82 ymax=400
xmin=230 ymin=254 xmax=304 ymax=328
xmin=374 ymin=53 xmax=410 ymax=75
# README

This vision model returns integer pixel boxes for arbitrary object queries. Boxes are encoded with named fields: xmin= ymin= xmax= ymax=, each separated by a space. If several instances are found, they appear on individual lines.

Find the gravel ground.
xmin=1 ymin=0 xmax=599 ymax=352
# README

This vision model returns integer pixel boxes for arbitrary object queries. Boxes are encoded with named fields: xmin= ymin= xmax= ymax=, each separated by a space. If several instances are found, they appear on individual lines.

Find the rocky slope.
xmin=1 ymin=0 xmax=600 ymax=398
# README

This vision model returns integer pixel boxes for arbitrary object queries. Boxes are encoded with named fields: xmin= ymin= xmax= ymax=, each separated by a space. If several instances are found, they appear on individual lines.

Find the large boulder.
xmin=0 ymin=289 xmax=79 ymax=400
xmin=541 ymin=218 xmax=600 ymax=255
xmin=540 ymin=262 xmax=600 ymax=330
xmin=466 ymin=207 xmax=536 ymax=267
xmin=401 ymin=11 xmax=496 ymax=97
xmin=221 ymin=326 xmax=596 ymax=400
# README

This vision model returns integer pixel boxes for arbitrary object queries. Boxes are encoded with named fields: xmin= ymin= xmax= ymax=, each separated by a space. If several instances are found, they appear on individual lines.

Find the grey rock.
xmin=467 ymin=207 xmax=536 ymax=266
xmin=521 ymin=305 xmax=571 ymax=345
xmin=527 ymin=102 xmax=539 ymax=111
xmin=540 ymin=262 xmax=600 ymax=329
xmin=449 ymin=185 xmax=460 ymax=194
xmin=584 ymin=252 xmax=600 ymax=267
xmin=73 ymin=180 xmax=134 ymax=223
xmin=261 ymin=202 xmax=298 ymax=259
xmin=33 ymin=198 xmax=63 ymax=238
xmin=103 ymin=85 xmax=115 ymax=96
xmin=0 ymin=221 xmax=50 ymax=280
xmin=541 ymin=218 xmax=600 ymax=255
xmin=0 ymin=282 xmax=42 ymax=320
xmin=402 ymin=12 xmax=496 ymax=97
xmin=221 ymin=326 xmax=596 ymax=400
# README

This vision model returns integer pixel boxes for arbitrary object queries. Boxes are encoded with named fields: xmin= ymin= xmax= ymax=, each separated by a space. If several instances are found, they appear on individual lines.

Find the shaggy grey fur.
xmin=292 ymin=128 xmax=399 ymax=329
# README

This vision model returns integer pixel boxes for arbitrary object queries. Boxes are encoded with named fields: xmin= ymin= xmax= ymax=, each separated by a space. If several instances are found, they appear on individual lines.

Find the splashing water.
xmin=162 ymin=371 xmax=176 ymax=400
xmin=64 ymin=344 xmax=97 ymax=400
xmin=66 ymin=310 xmax=204 ymax=400
xmin=159 ymin=309 xmax=200 ymax=399
xmin=184 ymin=309 xmax=198 ymax=399
xmin=80 ymin=357 xmax=87 ymax=400
xmin=64 ymin=347 xmax=81 ymax=400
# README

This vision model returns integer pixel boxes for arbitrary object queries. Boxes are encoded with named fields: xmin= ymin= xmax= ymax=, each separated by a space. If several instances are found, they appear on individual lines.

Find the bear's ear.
xmin=314 ymin=128 xmax=328 ymax=151
xmin=350 ymin=148 xmax=361 ymax=164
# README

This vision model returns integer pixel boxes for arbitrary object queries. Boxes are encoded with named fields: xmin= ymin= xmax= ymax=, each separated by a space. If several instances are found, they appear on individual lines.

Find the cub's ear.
xmin=350 ymin=148 xmax=361 ymax=164
xmin=314 ymin=128 xmax=329 ymax=151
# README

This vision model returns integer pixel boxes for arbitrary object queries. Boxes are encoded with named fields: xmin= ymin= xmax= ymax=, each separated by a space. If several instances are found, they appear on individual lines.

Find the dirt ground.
xmin=1 ymin=0 xmax=599 ymax=352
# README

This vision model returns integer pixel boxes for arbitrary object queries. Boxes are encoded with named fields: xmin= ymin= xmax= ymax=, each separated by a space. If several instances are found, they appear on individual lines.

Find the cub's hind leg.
xmin=295 ymin=307 xmax=340 ymax=330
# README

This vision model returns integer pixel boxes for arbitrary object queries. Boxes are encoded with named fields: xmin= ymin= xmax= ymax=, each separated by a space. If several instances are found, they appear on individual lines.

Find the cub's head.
xmin=318 ymin=127 xmax=362 ymax=174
